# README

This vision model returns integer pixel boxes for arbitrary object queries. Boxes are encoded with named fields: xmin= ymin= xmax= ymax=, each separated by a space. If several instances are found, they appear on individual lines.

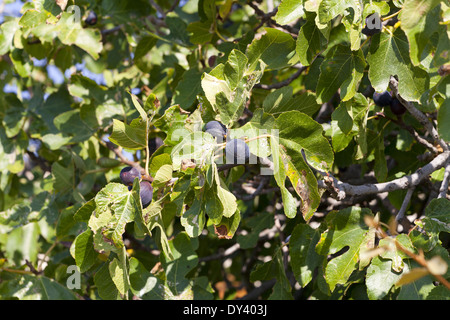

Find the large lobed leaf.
xmin=316 ymin=206 xmax=374 ymax=292
xmin=367 ymin=29 xmax=430 ymax=102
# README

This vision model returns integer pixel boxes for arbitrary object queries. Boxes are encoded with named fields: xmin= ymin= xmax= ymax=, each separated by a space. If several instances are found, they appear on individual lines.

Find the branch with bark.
xmin=317 ymin=151 xmax=450 ymax=198
xmin=389 ymin=76 xmax=448 ymax=152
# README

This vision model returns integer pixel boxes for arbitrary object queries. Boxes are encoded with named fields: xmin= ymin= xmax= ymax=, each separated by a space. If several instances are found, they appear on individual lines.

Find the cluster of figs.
xmin=118 ymin=121 xmax=250 ymax=208
xmin=204 ymin=120 xmax=250 ymax=164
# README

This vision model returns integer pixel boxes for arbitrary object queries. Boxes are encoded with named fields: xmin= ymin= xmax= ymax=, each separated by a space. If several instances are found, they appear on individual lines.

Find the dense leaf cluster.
xmin=0 ymin=0 xmax=449 ymax=300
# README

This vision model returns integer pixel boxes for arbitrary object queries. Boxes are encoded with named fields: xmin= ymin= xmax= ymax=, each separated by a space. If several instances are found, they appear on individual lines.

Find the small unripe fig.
xmin=205 ymin=121 xmax=227 ymax=141
xmin=139 ymin=181 xmax=153 ymax=208
xmin=85 ymin=11 xmax=98 ymax=26
xmin=390 ymin=98 xmax=406 ymax=115
xmin=120 ymin=166 xmax=141 ymax=186
xmin=373 ymin=91 xmax=392 ymax=107
xmin=208 ymin=55 xmax=217 ymax=68
xmin=225 ymin=139 xmax=250 ymax=164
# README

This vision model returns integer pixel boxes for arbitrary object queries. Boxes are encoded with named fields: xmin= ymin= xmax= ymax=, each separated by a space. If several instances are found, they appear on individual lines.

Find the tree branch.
xmin=99 ymin=138 xmax=154 ymax=182
xmin=385 ymin=115 xmax=439 ymax=154
xmin=389 ymin=76 xmax=448 ymax=152
xmin=395 ymin=187 xmax=415 ymax=222
xmin=438 ymin=159 xmax=450 ymax=199
xmin=254 ymin=66 xmax=307 ymax=90
xmin=318 ymin=151 xmax=450 ymax=197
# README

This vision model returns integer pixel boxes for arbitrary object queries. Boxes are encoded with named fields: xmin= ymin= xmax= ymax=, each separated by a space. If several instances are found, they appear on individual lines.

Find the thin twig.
xmin=389 ymin=76 xmax=448 ymax=152
xmin=254 ymin=66 xmax=307 ymax=90
xmin=395 ymin=187 xmax=415 ymax=222
xmin=386 ymin=116 xmax=439 ymax=154
xmin=96 ymin=137 xmax=153 ymax=182
xmin=149 ymin=0 xmax=166 ymax=18
xmin=438 ymin=159 xmax=450 ymax=198
xmin=367 ymin=216 xmax=450 ymax=290
xmin=317 ymin=151 xmax=450 ymax=197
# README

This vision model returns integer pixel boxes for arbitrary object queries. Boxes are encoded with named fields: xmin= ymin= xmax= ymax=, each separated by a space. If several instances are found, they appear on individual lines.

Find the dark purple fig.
xmin=120 ymin=166 xmax=141 ymax=186
xmin=139 ymin=181 xmax=153 ymax=208
xmin=205 ymin=121 xmax=227 ymax=141
xmin=390 ymin=98 xmax=406 ymax=115
xmin=373 ymin=91 xmax=392 ymax=107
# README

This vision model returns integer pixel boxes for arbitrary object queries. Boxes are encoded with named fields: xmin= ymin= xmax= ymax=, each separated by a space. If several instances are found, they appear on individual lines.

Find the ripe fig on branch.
xmin=120 ymin=166 xmax=141 ymax=186
xmin=205 ymin=121 xmax=227 ymax=141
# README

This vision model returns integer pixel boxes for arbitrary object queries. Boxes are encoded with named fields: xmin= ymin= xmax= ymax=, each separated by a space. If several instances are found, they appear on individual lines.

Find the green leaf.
xmin=276 ymin=110 xmax=334 ymax=172
xmin=246 ymin=28 xmax=298 ymax=71
xmin=73 ymin=229 xmax=98 ymax=273
xmin=318 ymin=0 xmax=360 ymax=24
xmin=213 ymin=162 xmax=238 ymax=218
xmin=10 ymin=49 xmax=32 ymax=78
xmin=133 ymin=34 xmax=159 ymax=72
xmin=366 ymin=256 xmax=405 ymax=300
xmin=289 ymin=224 xmax=324 ymax=287
xmin=172 ymin=67 xmax=203 ymax=110
xmin=250 ymin=248 xmax=293 ymax=299
xmin=274 ymin=0 xmax=305 ymax=25
xmin=316 ymin=206 xmax=373 ymax=291
xmin=270 ymin=135 xmax=300 ymax=219
xmin=316 ymin=45 xmax=366 ymax=104
xmin=201 ymin=72 xmax=233 ymax=110
xmin=379 ymin=235 xmax=415 ymax=273
xmin=334 ymin=93 xmax=370 ymax=160
xmin=94 ymin=262 xmax=121 ymax=300
xmin=5 ymin=222 xmax=40 ymax=265
xmin=52 ymin=162 xmax=75 ymax=193
xmin=201 ymin=52 xmax=263 ymax=126
xmin=89 ymin=182 xmax=140 ymax=249
xmin=224 ymin=49 xmax=248 ymax=90
xmin=229 ymin=109 xmax=274 ymax=158
xmin=416 ymin=198 xmax=450 ymax=250
xmin=401 ymin=5 xmax=441 ymax=66
xmin=263 ymin=87 xmax=321 ymax=117
xmin=180 ymin=197 xmax=205 ymax=237
xmin=0 ymin=20 xmax=19 ymax=55
xmin=203 ymin=185 xmax=223 ymax=225
xmin=296 ymin=13 xmax=329 ymax=66
xmin=330 ymin=104 xmax=356 ymax=152
xmin=162 ymin=232 xmax=198 ymax=298
xmin=0 ymin=275 xmax=77 ymax=300
xmin=400 ymin=0 xmax=442 ymax=30
xmin=109 ymin=119 xmax=147 ymax=150
xmin=170 ymin=131 xmax=216 ymax=171
xmin=367 ymin=29 xmax=430 ymax=102
xmin=153 ymin=105 xmax=190 ymax=146
xmin=109 ymin=256 xmax=130 ymax=297
xmin=187 ymin=21 xmax=213 ymax=45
